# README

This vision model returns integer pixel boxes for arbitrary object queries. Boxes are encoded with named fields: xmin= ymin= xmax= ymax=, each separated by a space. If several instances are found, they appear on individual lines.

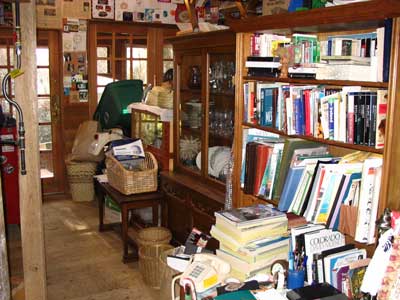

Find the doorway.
xmin=0 ymin=29 xmax=65 ymax=194
xmin=37 ymin=30 xmax=65 ymax=195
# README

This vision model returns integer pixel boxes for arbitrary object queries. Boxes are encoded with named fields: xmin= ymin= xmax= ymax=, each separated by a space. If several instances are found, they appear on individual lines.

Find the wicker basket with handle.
xmin=105 ymin=151 xmax=158 ymax=195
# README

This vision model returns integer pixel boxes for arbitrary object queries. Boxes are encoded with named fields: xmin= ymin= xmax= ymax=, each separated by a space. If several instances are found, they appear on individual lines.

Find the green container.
xmin=94 ymin=80 xmax=143 ymax=134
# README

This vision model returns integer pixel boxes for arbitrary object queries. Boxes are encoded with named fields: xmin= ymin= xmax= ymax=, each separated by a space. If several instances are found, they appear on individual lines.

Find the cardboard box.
xmin=104 ymin=195 xmax=121 ymax=223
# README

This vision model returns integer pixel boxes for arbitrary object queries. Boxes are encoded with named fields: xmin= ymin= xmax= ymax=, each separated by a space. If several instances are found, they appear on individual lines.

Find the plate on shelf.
xmin=196 ymin=146 xmax=231 ymax=178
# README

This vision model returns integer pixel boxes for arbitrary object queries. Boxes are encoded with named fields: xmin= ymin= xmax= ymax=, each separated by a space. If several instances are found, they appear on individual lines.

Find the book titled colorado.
xmin=286 ymin=283 xmax=348 ymax=300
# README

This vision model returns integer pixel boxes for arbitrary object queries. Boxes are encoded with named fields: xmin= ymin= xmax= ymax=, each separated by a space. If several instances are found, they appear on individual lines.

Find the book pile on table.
xmin=211 ymin=204 xmax=289 ymax=280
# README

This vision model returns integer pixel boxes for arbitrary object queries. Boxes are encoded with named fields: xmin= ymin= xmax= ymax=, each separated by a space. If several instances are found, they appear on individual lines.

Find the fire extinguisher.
xmin=0 ymin=115 xmax=20 ymax=224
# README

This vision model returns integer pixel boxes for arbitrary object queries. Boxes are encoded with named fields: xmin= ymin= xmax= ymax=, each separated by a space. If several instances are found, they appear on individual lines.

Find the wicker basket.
xmin=139 ymin=244 xmax=174 ymax=289
xmin=137 ymin=227 xmax=172 ymax=248
xmin=159 ymin=248 xmax=181 ymax=300
xmin=65 ymin=156 xmax=97 ymax=202
xmin=105 ymin=152 xmax=158 ymax=195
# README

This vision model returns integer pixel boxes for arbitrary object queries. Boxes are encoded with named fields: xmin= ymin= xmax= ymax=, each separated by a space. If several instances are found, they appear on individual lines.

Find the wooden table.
xmin=94 ymin=179 xmax=163 ymax=263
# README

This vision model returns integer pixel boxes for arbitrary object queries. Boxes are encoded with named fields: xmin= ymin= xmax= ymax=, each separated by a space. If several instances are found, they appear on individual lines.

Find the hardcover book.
xmin=215 ymin=204 xmax=286 ymax=228
xmin=375 ymin=89 xmax=388 ymax=149
xmin=303 ymin=229 xmax=345 ymax=284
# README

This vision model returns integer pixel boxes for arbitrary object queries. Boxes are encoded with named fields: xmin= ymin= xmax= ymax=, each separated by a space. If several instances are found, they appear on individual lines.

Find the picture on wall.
xmin=91 ymin=0 xmax=115 ymax=19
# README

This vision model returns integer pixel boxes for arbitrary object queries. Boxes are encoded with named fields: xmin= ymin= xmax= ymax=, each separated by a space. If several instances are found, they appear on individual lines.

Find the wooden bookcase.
xmin=230 ymin=0 xmax=400 ymax=253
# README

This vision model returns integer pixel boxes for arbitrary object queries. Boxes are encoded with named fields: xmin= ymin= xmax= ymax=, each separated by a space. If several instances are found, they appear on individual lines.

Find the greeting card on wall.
xmin=63 ymin=52 xmax=88 ymax=102
xmin=36 ymin=0 xmax=63 ymax=29
xmin=63 ymin=0 xmax=91 ymax=19
xmin=92 ymin=0 xmax=115 ymax=19
xmin=114 ymin=0 xmax=176 ymax=24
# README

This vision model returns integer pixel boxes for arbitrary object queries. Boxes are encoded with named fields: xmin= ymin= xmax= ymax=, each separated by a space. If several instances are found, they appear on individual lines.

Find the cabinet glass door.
xmin=177 ymin=53 xmax=202 ymax=174
xmin=131 ymin=110 xmax=164 ymax=149
xmin=207 ymin=52 xmax=235 ymax=183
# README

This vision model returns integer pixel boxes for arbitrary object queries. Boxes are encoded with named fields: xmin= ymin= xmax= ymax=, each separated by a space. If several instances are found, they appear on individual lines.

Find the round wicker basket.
xmin=139 ymin=244 xmax=174 ymax=289
xmin=158 ymin=248 xmax=181 ymax=300
xmin=65 ymin=155 xmax=97 ymax=202
xmin=137 ymin=227 xmax=172 ymax=247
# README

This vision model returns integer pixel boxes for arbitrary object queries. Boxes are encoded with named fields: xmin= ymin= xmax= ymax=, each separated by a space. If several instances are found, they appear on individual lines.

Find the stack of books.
xmin=210 ymin=204 xmax=289 ymax=280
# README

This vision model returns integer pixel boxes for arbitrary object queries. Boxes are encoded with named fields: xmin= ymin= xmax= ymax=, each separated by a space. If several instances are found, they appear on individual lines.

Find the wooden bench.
xmin=94 ymin=179 xmax=162 ymax=263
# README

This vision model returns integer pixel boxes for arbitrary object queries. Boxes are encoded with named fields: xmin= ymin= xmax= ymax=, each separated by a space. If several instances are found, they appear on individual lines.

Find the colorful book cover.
xmin=375 ymin=89 xmax=388 ymax=149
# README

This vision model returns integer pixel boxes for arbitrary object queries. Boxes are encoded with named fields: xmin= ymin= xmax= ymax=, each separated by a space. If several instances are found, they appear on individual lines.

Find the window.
xmin=0 ymin=33 xmax=14 ymax=114
xmin=163 ymin=44 xmax=173 ymax=74
xmin=95 ymin=30 xmax=147 ymax=103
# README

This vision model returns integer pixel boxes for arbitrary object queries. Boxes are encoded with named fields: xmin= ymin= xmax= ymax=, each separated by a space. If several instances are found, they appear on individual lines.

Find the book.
xmin=215 ymin=204 xmax=286 ymax=228
xmin=303 ymin=229 xmax=345 ymax=284
xmin=219 ymin=240 xmax=289 ymax=264
xmin=253 ymin=143 xmax=273 ymax=195
xmin=275 ymin=139 xmax=327 ymax=206
xmin=258 ymin=142 xmax=284 ymax=199
xmin=278 ymin=165 xmax=305 ymax=212
xmin=286 ymin=283 xmax=347 ymax=300
xmin=240 ymin=128 xmax=280 ymax=186
xmin=317 ymin=244 xmax=355 ymax=284
xmin=320 ymin=55 xmax=371 ymax=65
xmin=214 ymin=290 xmax=256 ymax=300
xmin=214 ymin=219 xmax=288 ymax=245
xmin=375 ymin=89 xmax=388 ymax=149
xmin=323 ymin=248 xmax=366 ymax=285
xmin=290 ymin=223 xmax=325 ymax=253
xmin=216 ymin=246 xmax=288 ymax=276
xmin=346 ymin=258 xmax=371 ymax=299
xmin=354 ymin=157 xmax=383 ymax=243
xmin=326 ymin=171 xmax=362 ymax=230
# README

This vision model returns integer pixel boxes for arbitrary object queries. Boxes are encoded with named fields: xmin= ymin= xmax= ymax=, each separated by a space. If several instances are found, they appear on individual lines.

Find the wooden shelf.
xmin=243 ymin=76 xmax=389 ymax=89
xmin=242 ymin=122 xmax=384 ymax=154
xmin=228 ymin=0 xmax=400 ymax=33
xmin=210 ymin=91 xmax=235 ymax=97
xmin=180 ymin=88 xmax=202 ymax=94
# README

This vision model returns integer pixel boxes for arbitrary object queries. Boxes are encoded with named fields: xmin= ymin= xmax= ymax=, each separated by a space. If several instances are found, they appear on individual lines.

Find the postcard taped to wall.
xmin=62 ymin=19 xmax=88 ymax=103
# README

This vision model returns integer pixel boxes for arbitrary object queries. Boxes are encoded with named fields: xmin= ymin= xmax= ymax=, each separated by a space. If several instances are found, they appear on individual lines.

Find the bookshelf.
xmin=230 ymin=1 xmax=400 ymax=252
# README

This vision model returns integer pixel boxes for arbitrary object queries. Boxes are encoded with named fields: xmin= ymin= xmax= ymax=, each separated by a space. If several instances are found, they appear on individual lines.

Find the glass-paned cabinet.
xmin=131 ymin=105 xmax=173 ymax=171
xmin=168 ymin=30 xmax=236 ymax=188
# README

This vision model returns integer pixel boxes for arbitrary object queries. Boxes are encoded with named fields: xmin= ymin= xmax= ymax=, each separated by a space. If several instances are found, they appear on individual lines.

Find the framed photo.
xmin=91 ymin=0 xmax=114 ymax=19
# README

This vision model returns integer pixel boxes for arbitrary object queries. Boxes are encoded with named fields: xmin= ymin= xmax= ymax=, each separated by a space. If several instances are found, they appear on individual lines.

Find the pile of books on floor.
xmin=210 ymin=204 xmax=290 ymax=280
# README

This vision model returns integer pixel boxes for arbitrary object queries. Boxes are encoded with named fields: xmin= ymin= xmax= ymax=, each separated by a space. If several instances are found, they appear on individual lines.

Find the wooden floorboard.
xmin=9 ymin=198 xmax=163 ymax=300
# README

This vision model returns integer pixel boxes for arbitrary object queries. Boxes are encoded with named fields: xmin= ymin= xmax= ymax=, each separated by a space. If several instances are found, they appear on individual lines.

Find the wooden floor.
xmin=9 ymin=197 xmax=161 ymax=300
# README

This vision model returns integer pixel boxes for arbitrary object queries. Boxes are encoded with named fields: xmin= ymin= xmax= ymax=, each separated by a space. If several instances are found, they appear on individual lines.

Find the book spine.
xmin=364 ymin=91 xmax=371 ymax=145
xmin=263 ymin=88 xmax=274 ymax=127
xmin=294 ymin=96 xmax=302 ymax=135
xmin=347 ymin=92 xmax=355 ymax=144
xmin=260 ymin=88 xmax=265 ymax=125
xmin=375 ymin=90 xmax=388 ymax=149
xmin=304 ymin=89 xmax=312 ymax=136
xmin=359 ymin=92 xmax=366 ymax=145
xmin=369 ymin=92 xmax=377 ymax=146
xmin=328 ymin=97 xmax=335 ymax=140
xmin=243 ymin=83 xmax=249 ymax=122
xmin=249 ymin=82 xmax=256 ymax=124
xmin=383 ymin=18 xmax=393 ymax=82
xmin=354 ymin=92 xmax=361 ymax=144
